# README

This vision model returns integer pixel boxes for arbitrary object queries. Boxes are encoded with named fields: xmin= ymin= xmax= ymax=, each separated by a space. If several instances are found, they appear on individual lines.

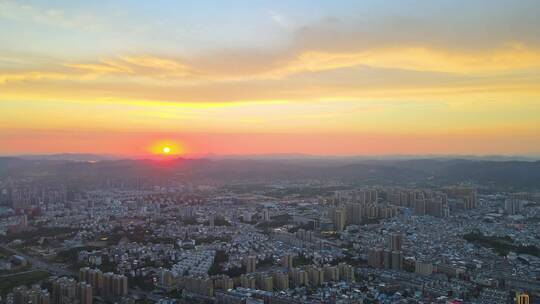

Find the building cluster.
xmin=367 ymin=233 xmax=404 ymax=271
xmin=1 ymin=179 xmax=539 ymax=303
xmin=7 ymin=268 xmax=129 ymax=304
xmin=0 ymin=182 xmax=68 ymax=210
xmin=329 ymin=189 xmax=400 ymax=231
xmin=171 ymin=249 xmax=215 ymax=277
xmin=165 ymin=261 xmax=356 ymax=301
xmin=11 ymin=277 xmax=93 ymax=304
xmin=79 ymin=267 xmax=129 ymax=299
xmin=12 ymin=285 xmax=51 ymax=304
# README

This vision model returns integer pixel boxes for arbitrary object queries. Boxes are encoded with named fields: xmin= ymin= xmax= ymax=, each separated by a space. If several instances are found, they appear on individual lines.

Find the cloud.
xmin=1 ymin=1 xmax=540 ymax=156
xmin=63 ymin=55 xmax=197 ymax=79
xmin=65 ymin=63 xmax=130 ymax=74
xmin=268 ymin=11 xmax=290 ymax=28
xmin=291 ymin=4 xmax=540 ymax=53
xmin=2 ymin=43 xmax=539 ymax=90
xmin=0 ymin=71 xmax=70 ymax=84
xmin=2 ymin=9 xmax=540 ymax=106
xmin=276 ymin=45 xmax=540 ymax=76
xmin=0 ymin=1 xmax=104 ymax=32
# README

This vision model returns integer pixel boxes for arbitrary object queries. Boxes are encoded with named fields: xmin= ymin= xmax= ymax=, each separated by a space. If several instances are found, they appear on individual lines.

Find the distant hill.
xmin=0 ymin=157 xmax=538 ymax=190
xmin=15 ymin=153 xmax=121 ymax=162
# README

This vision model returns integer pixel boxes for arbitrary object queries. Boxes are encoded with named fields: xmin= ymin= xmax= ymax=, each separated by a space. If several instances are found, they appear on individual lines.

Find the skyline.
xmin=1 ymin=0 xmax=540 ymax=157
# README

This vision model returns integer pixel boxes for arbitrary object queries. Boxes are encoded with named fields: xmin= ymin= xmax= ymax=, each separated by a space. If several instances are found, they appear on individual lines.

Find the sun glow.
xmin=148 ymin=140 xmax=185 ymax=157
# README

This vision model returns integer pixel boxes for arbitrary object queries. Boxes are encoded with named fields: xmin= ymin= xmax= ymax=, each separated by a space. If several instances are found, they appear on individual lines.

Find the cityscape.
xmin=0 ymin=158 xmax=538 ymax=303
xmin=1 ymin=1 xmax=539 ymax=304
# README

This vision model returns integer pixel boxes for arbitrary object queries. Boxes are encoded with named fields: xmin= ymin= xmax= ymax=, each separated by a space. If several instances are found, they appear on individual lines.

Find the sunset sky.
xmin=1 ymin=0 xmax=539 ymax=157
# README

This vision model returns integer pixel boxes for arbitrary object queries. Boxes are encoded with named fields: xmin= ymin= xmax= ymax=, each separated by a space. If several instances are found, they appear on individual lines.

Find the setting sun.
xmin=148 ymin=140 xmax=185 ymax=157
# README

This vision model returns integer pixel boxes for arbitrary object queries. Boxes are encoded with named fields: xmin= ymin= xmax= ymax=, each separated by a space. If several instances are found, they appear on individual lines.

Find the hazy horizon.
xmin=2 ymin=151 xmax=540 ymax=162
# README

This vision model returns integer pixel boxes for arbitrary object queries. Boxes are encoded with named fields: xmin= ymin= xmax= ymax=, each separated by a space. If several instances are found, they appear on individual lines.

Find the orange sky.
xmin=1 ymin=130 xmax=538 ymax=157
xmin=1 ymin=1 xmax=540 ymax=157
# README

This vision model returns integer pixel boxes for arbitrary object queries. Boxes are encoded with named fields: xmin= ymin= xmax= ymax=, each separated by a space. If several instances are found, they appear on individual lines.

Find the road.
xmin=1 ymin=244 xmax=163 ymax=301
xmin=0 ymin=244 xmax=75 ymax=277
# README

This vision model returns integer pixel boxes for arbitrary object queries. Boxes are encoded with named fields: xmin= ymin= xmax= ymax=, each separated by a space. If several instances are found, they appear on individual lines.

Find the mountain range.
xmin=1 ymin=155 xmax=539 ymax=191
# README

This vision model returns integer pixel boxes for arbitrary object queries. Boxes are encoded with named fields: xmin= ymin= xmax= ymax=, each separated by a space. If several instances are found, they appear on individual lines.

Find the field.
xmin=0 ymin=271 xmax=50 ymax=296
xmin=463 ymin=232 xmax=540 ymax=257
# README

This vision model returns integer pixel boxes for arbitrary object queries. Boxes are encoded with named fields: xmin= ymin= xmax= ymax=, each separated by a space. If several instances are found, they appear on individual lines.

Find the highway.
xmin=0 ymin=244 xmax=75 ymax=277
xmin=1 ymin=244 xmax=163 ymax=301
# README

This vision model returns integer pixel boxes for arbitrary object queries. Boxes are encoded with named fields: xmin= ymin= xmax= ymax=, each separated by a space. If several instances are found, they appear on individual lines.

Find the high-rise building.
xmin=413 ymin=199 xmax=426 ymax=215
xmin=415 ymin=261 xmax=433 ymax=276
xmin=15 ymin=285 xmax=50 ymax=304
xmin=103 ymin=272 xmax=114 ymax=297
xmin=182 ymin=206 xmax=196 ymax=219
xmin=281 ymin=254 xmax=294 ymax=269
xmin=112 ymin=274 xmax=128 ymax=297
xmin=443 ymin=187 xmax=477 ymax=210
xmin=258 ymin=275 xmax=273 ymax=291
xmin=90 ymin=269 xmax=103 ymax=295
xmin=79 ymin=267 xmax=104 ymax=296
xmin=323 ymin=265 xmax=339 ymax=281
xmin=77 ymin=282 xmax=93 ymax=304
xmin=338 ymin=263 xmax=355 ymax=282
xmin=159 ymin=269 xmax=175 ymax=290
xmin=346 ymin=203 xmax=363 ymax=225
xmin=100 ymin=272 xmax=128 ymax=298
xmin=391 ymin=251 xmax=403 ymax=271
xmin=290 ymin=268 xmax=308 ymax=286
xmin=245 ymin=255 xmax=257 ymax=273
xmin=262 ymin=209 xmax=270 ymax=222
xmin=383 ymin=249 xmax=392 ymax=269
xmin=52 ymin=277 xmax=77 ymax=304
xmin=79 ymin=267 xmax=90 ymax=282
xmin=27 ymin=288 xmax=40 ymax=304
xmin=330 ymin=208 xmax=346 ymax=232
xmin=389 ymin=233 xmax=403 ymax=251
xmin=39 ymin=290 xmax=50 ymax=304
xmin=180 ymin=277 xmax=214 ymax=297
xmin=240 ymin=274 xmax=256 ymax=289
xmin=426 ymin=199 xmax=444 ymax=217
xmin=20 ymin=215 xmax=28 ymax=228
xmin=212 ymin=275 xmax=234 ymax=290
xmin=368 ymin=248 xmax=384 ymax=268
xmin=295 ymin=229 xmax=315 ymax=242
xmin=273 ymin=272 xmax=289 ymax=290
xmin=505 ymin=199 xmax=522 ymax=215
xmin=516 ymin=293 xmax=530 ymax=304
xmin=307 ymin=266 xmax=324 ymax=287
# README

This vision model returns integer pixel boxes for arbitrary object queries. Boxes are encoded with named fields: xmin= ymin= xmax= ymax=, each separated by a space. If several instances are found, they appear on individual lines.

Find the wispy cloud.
xmin=0 ymin=1 xmax=104 ymax=32
xmin=268 ymin=10 xmax=290 ymax=28
xmin=2 ymin=43 xmax=540 ymax=90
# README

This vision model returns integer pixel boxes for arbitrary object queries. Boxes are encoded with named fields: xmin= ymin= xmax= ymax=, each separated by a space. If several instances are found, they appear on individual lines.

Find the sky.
xmin=1 ymin=0 xmax=539 ymax=157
